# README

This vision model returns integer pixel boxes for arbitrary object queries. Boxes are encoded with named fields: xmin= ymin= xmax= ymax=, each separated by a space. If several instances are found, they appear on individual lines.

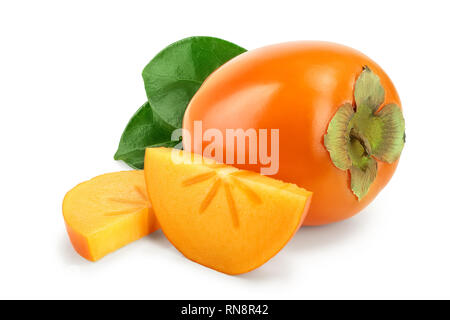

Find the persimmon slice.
xmin=144 ymin=148 xmax=312 ymax=275
xmin=63 ymin=171 xmax=159 ymax=261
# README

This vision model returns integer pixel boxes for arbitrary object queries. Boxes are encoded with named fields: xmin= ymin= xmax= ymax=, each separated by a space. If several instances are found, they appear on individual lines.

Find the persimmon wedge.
xmin=63 ymin=171 xmax=159 ymax=261
xmin=144 ymin=148 xmax=312 ymax=275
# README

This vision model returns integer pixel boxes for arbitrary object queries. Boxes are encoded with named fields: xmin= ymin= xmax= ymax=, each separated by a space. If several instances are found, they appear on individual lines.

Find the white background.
xmin=1 ymin=0 xmax=449 ymax=299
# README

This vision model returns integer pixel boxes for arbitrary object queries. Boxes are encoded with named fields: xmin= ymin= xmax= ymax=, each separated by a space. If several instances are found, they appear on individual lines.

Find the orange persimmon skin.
xmin=183 ymin=41 xmax=401 ymax=225
xmin=65 ymin=222 xmax=93 ymax=261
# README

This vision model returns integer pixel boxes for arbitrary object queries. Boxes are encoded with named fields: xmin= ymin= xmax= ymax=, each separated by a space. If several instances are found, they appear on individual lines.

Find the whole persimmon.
xmin=183 ymin=41 xmax=405 ymax=225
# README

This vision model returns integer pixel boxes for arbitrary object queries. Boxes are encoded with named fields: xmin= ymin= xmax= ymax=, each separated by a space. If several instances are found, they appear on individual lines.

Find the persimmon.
xmin=144 ymin=148 xmax=312 ymax=274
xmin=183 ymin=41 xmax=405 ymax=225
xmin=63 ymin=171 xmax=159 ymax=261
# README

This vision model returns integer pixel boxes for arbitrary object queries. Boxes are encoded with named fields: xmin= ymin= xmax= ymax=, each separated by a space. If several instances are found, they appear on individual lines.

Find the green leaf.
xmin=324 ymin=103 xmax=355 ymax=170
xmin=372 ymin=103 xmax=406 ymax=163
xmin=350 ymin=157 xmax=378 ymax=200
xmin=114 ymin=102 xmax=178 ymax=169
xmin=142 ymin=36 xmax=247 ymax=129
xmin=354 ymin=66 xmax=385 ymax=113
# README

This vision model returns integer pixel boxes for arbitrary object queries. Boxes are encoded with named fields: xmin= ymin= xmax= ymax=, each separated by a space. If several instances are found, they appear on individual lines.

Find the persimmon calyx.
xmin=324 ymin=66 xmax=405 ymax=200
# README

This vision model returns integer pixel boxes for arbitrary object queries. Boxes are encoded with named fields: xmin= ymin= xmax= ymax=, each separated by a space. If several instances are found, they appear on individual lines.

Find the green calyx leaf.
xmin=372 ymin=103 xmax=406 ymax=163
xmin=325 ymin=67 xmax=406 ymax=200
xmin=354 ymin=66 xmax=385 ymax=113
xmin=350 ymin=158 xmax=378 ymax=200
xmin=324 ymin=103 xmax=354 ymax=170
xmin=114 ymin=102 xmax=180 ymax=169
xmin=142 ymin=36 xmax=247 ymax=129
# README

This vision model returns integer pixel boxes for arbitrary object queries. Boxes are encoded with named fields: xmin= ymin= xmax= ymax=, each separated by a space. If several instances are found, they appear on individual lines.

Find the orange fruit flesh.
xmin=63 ymin=171 xmax=159 ymax=261
xmin=145 ymin=148 xmax=312 ymax=275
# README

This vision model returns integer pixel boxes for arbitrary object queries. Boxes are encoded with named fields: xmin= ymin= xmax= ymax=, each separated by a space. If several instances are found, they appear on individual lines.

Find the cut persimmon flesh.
xmin=144 ymin=148 xmax=312 ymax=275
xmin=63 ymin=171 xmax=159 ymax=261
